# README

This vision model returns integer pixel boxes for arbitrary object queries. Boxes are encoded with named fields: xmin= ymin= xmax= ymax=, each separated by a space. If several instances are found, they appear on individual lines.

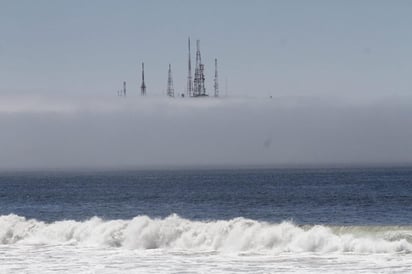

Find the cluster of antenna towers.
xmin=117 ymin=37 xmax=219 ymax=98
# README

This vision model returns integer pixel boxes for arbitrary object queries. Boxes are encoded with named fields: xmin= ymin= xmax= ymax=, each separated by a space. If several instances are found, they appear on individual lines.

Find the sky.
xmin=1 ymin=1 xmax=412 ymax=169
xmin=1 ymin=0 xmax=412 ymax=98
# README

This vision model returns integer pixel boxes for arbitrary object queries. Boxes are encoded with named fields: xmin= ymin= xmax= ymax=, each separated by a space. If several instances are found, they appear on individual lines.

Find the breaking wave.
xmin=1 ymin=214 xmax=411 ymax=254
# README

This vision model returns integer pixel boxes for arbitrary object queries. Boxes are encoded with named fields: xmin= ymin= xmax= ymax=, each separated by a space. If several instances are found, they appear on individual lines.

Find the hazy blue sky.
xmin=1 ymin=0 xmax=412 ymax=98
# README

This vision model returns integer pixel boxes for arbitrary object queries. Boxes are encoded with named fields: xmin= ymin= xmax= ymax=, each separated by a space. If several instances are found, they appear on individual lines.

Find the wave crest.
xmin=1 ymin=214 xmax=411 ymax=254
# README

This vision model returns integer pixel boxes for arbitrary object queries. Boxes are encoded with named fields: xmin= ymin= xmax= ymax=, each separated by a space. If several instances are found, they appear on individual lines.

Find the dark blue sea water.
xmin=1 ymin=167 xmax=411 ymax=225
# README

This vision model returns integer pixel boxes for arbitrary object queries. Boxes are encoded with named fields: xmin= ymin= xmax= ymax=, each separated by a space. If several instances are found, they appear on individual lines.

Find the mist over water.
xmin=2 ymin=0 xmax=412 ymax=272
xmin=1 ymin=123 xmax=412 ymax=272
xmin=1 ymin=94 xmax=412 ymax=170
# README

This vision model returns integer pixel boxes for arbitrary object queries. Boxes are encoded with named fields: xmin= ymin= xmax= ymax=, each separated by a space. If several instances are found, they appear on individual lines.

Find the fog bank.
xmin=1 ymin=95 xmax=412 ymax=170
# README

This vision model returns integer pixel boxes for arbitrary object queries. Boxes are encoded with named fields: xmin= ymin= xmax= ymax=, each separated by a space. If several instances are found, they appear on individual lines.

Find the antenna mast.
xmin=214 ymin=58 xmax=219 ymax=97
xmin=167 ymin=64 xmax=174 ymax=97
xmin=193 ymin=40 xmax=206 ymax=96
xmin=140 ymin=62 xmax=146 ymax=96
xmin=187 ymin=37 xmax=193 ymax=97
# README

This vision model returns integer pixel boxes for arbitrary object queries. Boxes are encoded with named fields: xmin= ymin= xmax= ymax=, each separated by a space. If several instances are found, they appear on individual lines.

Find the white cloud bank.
xmin=1 ymin=94 xmax=412 ymax=170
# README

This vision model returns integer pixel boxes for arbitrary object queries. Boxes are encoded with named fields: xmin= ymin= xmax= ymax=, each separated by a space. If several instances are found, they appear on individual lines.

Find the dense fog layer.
xmin=1 ymin=95 xmax=411 ymax=170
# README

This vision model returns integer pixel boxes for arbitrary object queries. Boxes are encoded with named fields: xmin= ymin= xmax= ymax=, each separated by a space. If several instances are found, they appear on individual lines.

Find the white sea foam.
xmin=1 ymin=214 xmax=412 ymax=273
xmin=1 ymin=214 xmax=411 ymax=254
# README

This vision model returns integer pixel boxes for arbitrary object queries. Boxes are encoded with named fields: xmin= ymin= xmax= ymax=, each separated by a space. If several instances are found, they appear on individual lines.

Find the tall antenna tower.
xmin=140 ymin=62 xmax=146 ymax=96
xmin=167 ymin=64 xmax=174 ymax=97
xmin=187 ymin=37 xmax=193 ymax=97
xmin=193 ymin=40 xmax=206 ymax=96
xmin=123 ymin=81 xmax=126 ymax=97
xmin=214 ymin=58 xmax=219 ymax=97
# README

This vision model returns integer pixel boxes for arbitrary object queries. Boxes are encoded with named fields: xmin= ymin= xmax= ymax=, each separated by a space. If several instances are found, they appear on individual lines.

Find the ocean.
xmin=1 ymin=167 xmax=412 ymax=273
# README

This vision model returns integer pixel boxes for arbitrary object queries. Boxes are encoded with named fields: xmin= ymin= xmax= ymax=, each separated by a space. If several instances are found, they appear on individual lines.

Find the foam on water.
xmin=1 ymin=214 xmax=411 ymax=254
xmin=1 ymin=214 xmax=412 ymax=273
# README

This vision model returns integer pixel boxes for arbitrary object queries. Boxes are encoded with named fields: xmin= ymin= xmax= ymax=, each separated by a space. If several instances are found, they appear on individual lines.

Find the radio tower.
xmin=214 ymin=58 xmax=219 ymax=97
xmin=123 ymin=81 xmax=126 ymax=97
xmin=193 ymin=40 xmax=206 ymax=96
xmin=167 ymin=64 xmax=174 ymax=97
xmin=187 ymin=37 xmax=193 ymax=97
xmin=140 ymin=62 xmax=146 ymax=96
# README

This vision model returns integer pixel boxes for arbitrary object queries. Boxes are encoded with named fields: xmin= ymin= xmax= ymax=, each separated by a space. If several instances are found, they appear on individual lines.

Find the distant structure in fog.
xmin=167 ymin=64 xmax=174 ymax=97
xmin=193 ymin=40 xmax=207 ymax=97
xmin=214 ymin=58 xmax=219 ymax=97
xmin=187 ymin=37 xmax=193 ymax=97
xmin=117 ymin=82 xmax=126 ymax=97
xmin=118 ymin=38 xmax=219 ymax=99
xmin=140 ymin=62 xmax=146 ymax=96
